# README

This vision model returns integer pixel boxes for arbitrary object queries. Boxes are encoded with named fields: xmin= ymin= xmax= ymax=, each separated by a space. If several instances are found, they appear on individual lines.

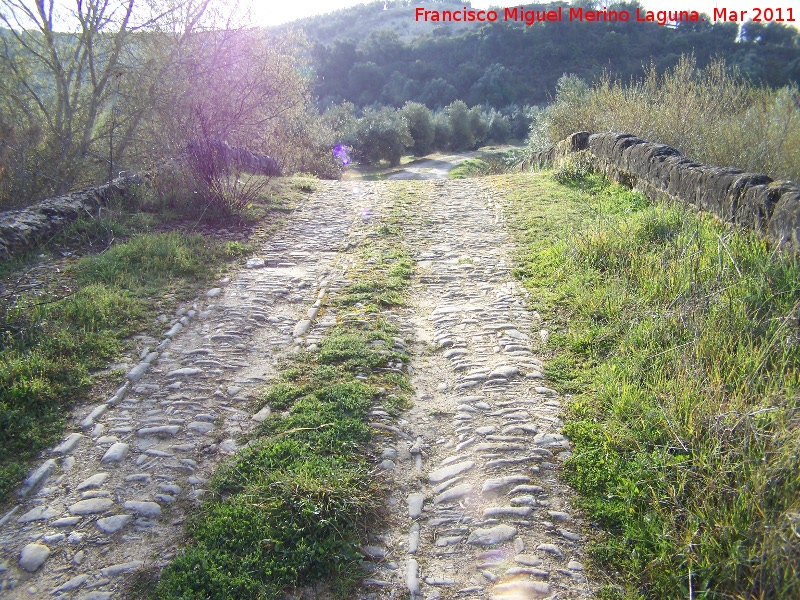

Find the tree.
xmin=400 ymin=101 xmax=434 ymax=156
xmin=0 ymin=0 xmax=213 ymax=203
xmin=348 ymin=108 xmax=411 ymax=166
xmin=445 ymin=100 xmax=473 ymax=150
xmin=148 ymin=27 xmax=320 ymax=211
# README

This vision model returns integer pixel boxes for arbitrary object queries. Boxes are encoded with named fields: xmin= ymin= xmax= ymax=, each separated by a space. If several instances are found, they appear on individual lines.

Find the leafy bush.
xmin=400 ymin=101 xmax=435 ymax=156
xmin=347 ymin=107 xmax=411 ymax=165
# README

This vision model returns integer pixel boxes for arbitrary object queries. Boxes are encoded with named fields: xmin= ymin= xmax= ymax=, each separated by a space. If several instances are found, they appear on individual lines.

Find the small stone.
xmin=18 ymin=544 xmax=50 ymax=572
xmin=435 ymin=536 xmax=463 ymax=547
xmin=100 ymin=442 xmax=129 ymax=464
xmin=251 ymin=405 xmax=271 ymax=422
xmin=409 ymin=523 xmax=420 ymax=553
xmin=481 ymin=476 xmax=531 ymax=495
xmin=124 ymin=501 xmax=162 ymax=518
xmin=567 ymin=560 xmax=585 ymax=571
xmin=467 ymin=524 xmax=517 ymax=546
xmin=96 ymin=514 xmax=132 ymax=533
xmin=536 ymin=543 xmax=563 ymax=558
xmin=360 ymin=546 xmax=386 ymax=560
xmin=428 ymin=461 xmax=475 ymax=484
xmin=51 ymin=516 xmax=81 ymax=527
xmin=206 ymin=287 xmax=222 ymax=298
xmin=408 ymin=493 xmax=424 ymax=518
xmin=80 ymin=404 xmax=108 ymax=428
xmin=475 ymin=426 xmax=497 ymax=435
xmin=293 ymin=319 xmax=312 ymax=337
xmin=127 ymin=362 xmax=150 ymax=383
xmin=137 ymin=425 xmax=180 ymax=437
xmin=514 ymin=554 xmax=542 ymax=567
xmin=380 ymin=459 xmax=395 ymax=471
xmin=158 ymin=483 xmax=181 ymax=495
xmin=68 ymin=498 xmax=114 ymax=515
xmin=166 ymin=367 xmax=202 ymax=377
xmin=72 ymin=550 xmax=85 ymax=564
xmin=434 ymin=483 xmax=473 ymax=504
xmin=488 ymin=365 xmax=519 ymax=379
xmin=68 ymin=532 xmax=85 ymax=544
xmin=406 ymin=559 xmax=420 ymax=595
xmin=187 ymin=421 xmax=214 ymax=434
xmin=53 ymin=573 xmax=89 ymax=593
xmin=19 ymin=459 xmax=57 ymax=496
xmin=547 ymin=510 xmax=572 ymax=522
xmin=490 ymin=581 xmax=550 ymax=599
xmin=100 ymin=561 xmax=144 ymax=577
xmin=245 ymin=258 xmax=265 ymax=268
xmin=482 ymin=506 xmax=533 ymax=518
xmin=76 ymin=472 xmax=109 ymax=490
xmin=52 ymin=433 xmax=84 ymax=455
xmin=219 ymin=439 xmax=238 ymax=454
xmin=84 ymin=593 xmax=114 ymax=600
xmin=17 ymin=506 xmax=58 ymax=523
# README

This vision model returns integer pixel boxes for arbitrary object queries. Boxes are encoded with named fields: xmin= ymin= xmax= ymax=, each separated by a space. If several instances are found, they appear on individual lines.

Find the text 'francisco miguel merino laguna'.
xmin=415 ymin=5 xmax=708 ymax=26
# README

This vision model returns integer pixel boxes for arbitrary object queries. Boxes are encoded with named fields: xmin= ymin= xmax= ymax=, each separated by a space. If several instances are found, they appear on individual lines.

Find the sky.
xmin=252 ymin=0 xmax=770 ymax=27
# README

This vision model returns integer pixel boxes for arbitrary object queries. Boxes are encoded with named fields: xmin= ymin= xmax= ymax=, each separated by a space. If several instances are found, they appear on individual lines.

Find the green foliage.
xmin=449 ymin=159 xmax=490 ymax=179
xmin=74 ymin=232 xmax=232 ymax=298
xmin=300 ymin=2 xmax=799 ymax=111
xmin=400 ymin=101 xmax=435 ymax=156
xmin=538 ymin=55 xmax=800 ymax=182
xmin=445 ymin=100 xmax=473 ymax=151
xmin=507 ymin=170 xmax=800 ymax=598
xmin=0 ymin=215 xmax=249 ymax=499
xmin=347 ymin=107 xmax=412 ymax=166
xmin=0 ymin=284 xmax=144 ymax=497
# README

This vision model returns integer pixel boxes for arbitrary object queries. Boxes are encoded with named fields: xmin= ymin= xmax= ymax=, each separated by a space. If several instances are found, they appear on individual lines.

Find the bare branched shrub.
xmin=539 ymin=55 xmax=800 ymax=182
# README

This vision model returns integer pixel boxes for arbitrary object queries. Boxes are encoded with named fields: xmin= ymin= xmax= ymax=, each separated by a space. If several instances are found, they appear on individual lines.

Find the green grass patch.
xmin=152 ymin=201 xmax=415 ymax=599
xmin=74 ymin=232 xmax=246 ymax=298
xmin=0 ymin=284 xmax=144 ymax=496
xmin=449 ymin=158 xmax=490 ymax=179
xmin=506 ymin=169 xmax=800 ymax=598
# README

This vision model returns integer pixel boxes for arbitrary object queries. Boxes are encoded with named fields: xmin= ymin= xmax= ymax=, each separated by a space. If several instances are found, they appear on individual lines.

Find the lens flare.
xmin=333 ymin=144 xmax=350 ymax=166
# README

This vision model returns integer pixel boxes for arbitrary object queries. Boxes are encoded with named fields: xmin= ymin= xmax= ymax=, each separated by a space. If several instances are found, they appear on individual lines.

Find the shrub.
xmin=536 ymin=55 xmax=800 ymax=182
xmin=400 ymin=101 xmax=435 ymax=156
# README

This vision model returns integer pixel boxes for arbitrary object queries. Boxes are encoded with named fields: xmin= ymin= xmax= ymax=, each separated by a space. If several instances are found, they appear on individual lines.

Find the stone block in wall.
xmin=587 ymin=132 xmax=619 ymax=161
xmin=567 ymin=132 xmax=591 ymax=152
xmin=696 ymin=167 xmax=745 ymax=218
xmin=722 ymin=173 xmax=774 ymax=224
xmin=666 ymin=161 xmax=701 ymax=206
xmin=0 ymin=174 xmax=140 ymax=260
xmin=640 ymin=145 xmax=683 ymax=192
xmin=767 ymin=187 xmax=800 ymax=249
xmin=736 ymin=181 xmax=789 ymax=232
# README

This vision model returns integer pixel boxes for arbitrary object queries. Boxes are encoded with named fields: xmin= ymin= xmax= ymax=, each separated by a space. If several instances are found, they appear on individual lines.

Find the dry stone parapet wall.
xmin=532 ymin=131 xmax=800 ymax=251
xmin=0 ymin=144 xmax=281 ymax=260
xmin=0 ymin=175 xmax=142 ymax=260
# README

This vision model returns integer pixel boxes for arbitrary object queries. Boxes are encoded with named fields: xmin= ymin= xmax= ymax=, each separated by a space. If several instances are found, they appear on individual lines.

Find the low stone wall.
xmin=0 ymin=144 xmax=282 ymax=260
xmin=0 ymin=175 xmax=142 ymax=260
xmin=531 ymin=131 xmax=800 ymax=251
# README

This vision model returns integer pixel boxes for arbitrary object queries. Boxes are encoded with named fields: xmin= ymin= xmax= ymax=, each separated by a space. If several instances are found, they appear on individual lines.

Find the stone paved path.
xmin=0 ymin=181 xmax=384 ymax=598
xmin=0 ymin=177 xmax=596 ymax=599
xmin=358 ymin=179 xmax=596 ymax=600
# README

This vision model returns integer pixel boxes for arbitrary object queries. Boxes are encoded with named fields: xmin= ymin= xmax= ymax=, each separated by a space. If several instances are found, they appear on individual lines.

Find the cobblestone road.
xmin=0 ymin=178 xmax=596 ymax=600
